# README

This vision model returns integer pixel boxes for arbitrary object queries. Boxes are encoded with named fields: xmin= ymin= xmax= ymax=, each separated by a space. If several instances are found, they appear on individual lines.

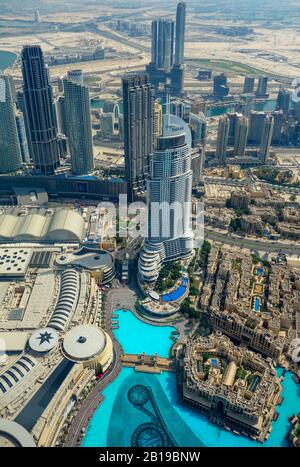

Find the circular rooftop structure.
xmin=29 ymin=327 xmax=59 ymax=353
xmin=62 ymin=324 xmax=108 ymax=362
xmin=0 ymin=420 xmax=36 ymax=447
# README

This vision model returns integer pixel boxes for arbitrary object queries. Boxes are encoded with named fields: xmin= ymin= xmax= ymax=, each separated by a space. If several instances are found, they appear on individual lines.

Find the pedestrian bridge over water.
xmin=121 ymin=353 xmax=175 ymax=374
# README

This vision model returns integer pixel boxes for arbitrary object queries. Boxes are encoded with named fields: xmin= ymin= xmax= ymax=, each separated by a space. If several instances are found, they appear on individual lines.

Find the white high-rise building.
xmin=138 ymin=114 xmax=193 ymax=285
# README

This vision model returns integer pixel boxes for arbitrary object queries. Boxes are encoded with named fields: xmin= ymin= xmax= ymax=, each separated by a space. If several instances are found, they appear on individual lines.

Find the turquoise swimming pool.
xmin=112 ymin=309 xmax=175 ymax=357
xmin=253 ymin=296 xmax=261 ymax=312
xmin=82 ymin=308 xmax=300 ymax=447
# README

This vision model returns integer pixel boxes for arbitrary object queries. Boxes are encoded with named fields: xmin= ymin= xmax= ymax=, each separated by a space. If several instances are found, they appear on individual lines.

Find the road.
xmin=205 ymin=229 xmax=300 ymax=255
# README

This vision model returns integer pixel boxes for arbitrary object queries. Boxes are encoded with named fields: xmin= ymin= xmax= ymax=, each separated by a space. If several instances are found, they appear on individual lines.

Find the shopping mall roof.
xmin=0 ymin=354 xmax=37 ymax=396
xmin=0 ymin=332 xmax=29 ymax=352
xmin=0 ymin=247 xmax=32 ymax=277
xmin=0 ymin=419 xmax=36 ymax=447
xmin=0 ymin=208 xmax=84 ymax=243
xmin=55 ymin=246 xmax=113 ymax=271
xmin=29 ymin=328 xmax=59 ymax=353
xmin=47 ymin=270 xmax=80 ymax=331
xmin=63 ymin=324 xmax=106 ymax=362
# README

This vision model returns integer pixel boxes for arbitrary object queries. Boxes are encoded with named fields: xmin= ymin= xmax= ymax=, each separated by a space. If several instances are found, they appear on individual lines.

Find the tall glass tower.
xmin=259 ymin=115 xmax=274 ymax=163
xmin=175 ymin=1 xmax=186 ymax=66
xmin=216 ymin=115 xmax=230 ymax=166
xmin=123 ymin=73 xmax=155 ymax=201
xmin=63 ymin=70 xmax=94 ymax=175
xmin=21 ymin=45 xmax=59 ymax=175
xmin=138 ymin=115 xmax=193 ymax=284
xmin=151 ymin=19 xmax=175 ymax=72
xmin=0 ymin=74 xmax=23 ymax=173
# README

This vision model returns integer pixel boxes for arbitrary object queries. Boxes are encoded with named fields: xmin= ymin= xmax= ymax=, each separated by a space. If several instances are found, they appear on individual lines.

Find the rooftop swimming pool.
xmin=82 ymin=307 xmax=300 ymax=447
xmin=162 ymin=277 xmax=189 ymax=302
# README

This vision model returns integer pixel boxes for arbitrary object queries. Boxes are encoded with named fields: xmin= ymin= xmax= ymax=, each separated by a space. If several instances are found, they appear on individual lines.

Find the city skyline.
xmin=0 ymin=0 xmax=299 ymax=452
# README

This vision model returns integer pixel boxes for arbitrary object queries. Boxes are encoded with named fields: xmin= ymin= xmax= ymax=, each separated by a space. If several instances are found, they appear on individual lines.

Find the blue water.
xmin=82 ymin=308 xmax=300 ymax=447
xmin=211 ymin=359 xmax=218 ymax=366
xmin=256 ymin=268 xmax=264 ymax=276
xmin=83 ymin=366 xmax=300 ymax=447
xmin=207 ymin=99 xmax=277 ymax=118
xmin=162 ymin=277 xmax=189 ymax=302
xmin=112 ymin=309 xmax=175 ymax=357
xmin=254 ymin=297 xmax=261 ymax=312
xmin=249 ymin=376 xmax=260 ymax=393
xmin=0 ymin=50 xmax=17 ymax=70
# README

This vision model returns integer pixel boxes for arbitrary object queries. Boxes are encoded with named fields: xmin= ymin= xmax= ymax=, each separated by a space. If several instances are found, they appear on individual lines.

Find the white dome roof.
xmin=63 ymin=324 xmax=106 ymax=361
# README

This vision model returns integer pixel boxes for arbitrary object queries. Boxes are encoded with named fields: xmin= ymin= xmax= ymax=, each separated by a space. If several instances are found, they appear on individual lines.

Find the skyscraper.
xmin=256 ymin=76 xmax=269 ymax=98
xmin=138 ymin=115 xmax=193 ymax=284
xmin=63 ymin=69 xmax=94 ymax=175
xmin=170 ymin=99 xmax=186 ymax=119
xmin=276 ymin=87 xmax=290 ymax=116
xmin=16 ymin=90 xmax=33 ymax=158
xmin=55 ymin=95 xmax=67 ymax=136
xmin=189 ymin=112 xmax=207 ymax=148
xmin=15 ymin=110 xmax=30 ymax=163
xmin=123 ymin=73 xmax=155 ymax=200
xmin=259 ymin=115 xmax=274 ymax=163
xmin=151 ymin=19 xmax=175 ymax=72
xmin=153 ymin=101 xmax=163 ymax=144
xmin=146 ymin=2 xmax=186 ymax=95
xmin=243 ymin=76 xmax=255 ymax=94
xmin=236 ymin=93 xmax=254 ymax=118
xmin=21 ymin=45 xmax=59 ymax=174
xmin=0 ymin=74 xmax=23 ymax=173
xmin=228 ymin=112 xmax=243 ymax=146
xmin=213 ymin=73 xmax=229 ymax=98
xmin=175 ymin=2 xmax=186 ymax=66
xmin=271 ymin=110 xmax=284 ymax=145
xmin=234 ymin=116 xmax=248 ymax=157
xmin=216 ymin=115 xmax=230 ymax=165
xmin=248 ymin=111 xmax=267 ymax=145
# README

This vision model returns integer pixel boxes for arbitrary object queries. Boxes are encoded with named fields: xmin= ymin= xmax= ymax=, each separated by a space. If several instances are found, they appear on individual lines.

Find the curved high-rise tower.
xmin=21 ymin=45 xmax=59 ymax=175
xmin=138 ymin=115 xmax=193 ymax=284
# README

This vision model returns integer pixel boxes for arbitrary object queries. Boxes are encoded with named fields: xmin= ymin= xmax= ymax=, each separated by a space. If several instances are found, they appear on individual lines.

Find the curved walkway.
xmin=63 ymin=339 xmax=123 ymax=447
xmin=63 ymin=288 xmax=126 ymax=447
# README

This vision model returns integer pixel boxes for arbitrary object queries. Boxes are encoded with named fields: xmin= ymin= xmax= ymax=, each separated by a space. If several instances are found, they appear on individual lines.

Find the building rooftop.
xmin=29 ymin=328 xmax=59 ymax=353
xmin=55 ymin=246 xmax=113 ymax=271
xmin=0 ymin=248 xmax=32 ymax=277
xmin=0 ymin=207 xmax=84 ymax=243
xmin=0 ymin=419 xmax=36 ymax=447
xmin=0 ymin=332 xmax=29 ymax=352
xmin=62 ymin=324 xmax=106 ymax=362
